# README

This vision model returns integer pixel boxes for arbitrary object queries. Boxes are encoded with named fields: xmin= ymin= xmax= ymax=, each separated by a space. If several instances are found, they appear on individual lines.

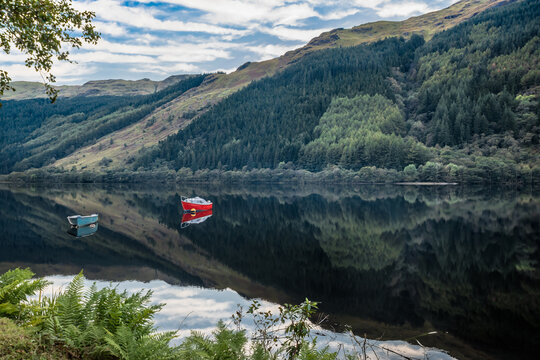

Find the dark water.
xmin=0 ymin=184 xmax=538 ymax=359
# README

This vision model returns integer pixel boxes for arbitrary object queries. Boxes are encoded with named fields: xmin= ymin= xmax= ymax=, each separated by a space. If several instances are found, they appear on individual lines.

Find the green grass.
xmin=0 ymin=317 xmax=71 ymax=360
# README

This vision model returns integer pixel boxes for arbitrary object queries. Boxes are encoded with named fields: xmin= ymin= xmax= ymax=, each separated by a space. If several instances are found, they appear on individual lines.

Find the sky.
xmin=2 ymin=0 xmax=459 ymax=84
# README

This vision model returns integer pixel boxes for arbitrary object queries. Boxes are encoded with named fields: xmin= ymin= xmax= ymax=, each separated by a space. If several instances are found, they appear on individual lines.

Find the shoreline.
xmin=396 ymin=182 xmax=458 ymax=186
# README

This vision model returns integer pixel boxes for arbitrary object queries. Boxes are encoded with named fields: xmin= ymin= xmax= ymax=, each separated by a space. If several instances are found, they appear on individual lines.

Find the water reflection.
xmin=181 ymin=209 xmax=213 ymax=228
xmin=67 ymin=223 xmax=98 ymax=238
xmin=0 ymin=184 xmax=538 ymax=360
xmin=41 ymin=275 xmax=454 ymax=360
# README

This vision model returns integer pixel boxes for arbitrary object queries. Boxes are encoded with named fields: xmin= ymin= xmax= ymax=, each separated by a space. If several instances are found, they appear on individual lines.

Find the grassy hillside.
xmin=0 ymin=75 xmax=207 ymax=173
xmin=282 ymin=0 xmax=513 ymax=61
xmin=52 ymin=73 xmax=245 ymax=170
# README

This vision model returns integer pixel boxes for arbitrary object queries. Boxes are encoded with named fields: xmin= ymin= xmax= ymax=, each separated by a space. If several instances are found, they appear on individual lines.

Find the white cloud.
xmin=0 ymin=52 xmax=27 ymax=63
xmin=352 ymin=0 xmax=388 ymax=10
xmin=259 ymin=26 xmax=330 ymax=42
xmin=247 ymin=44 xmax=302 ymax=60
xmin=128 ymin=63 xmax=199 ymax=75
xmin=76 ymin=0 xmax=246 ymax=36
xmin=376 ymin=1 xmax=433 ymax=17
xmin=1 ymin=1 xmax=453 ymax=84
xmin=91 ymin=39 xmax=232 ymax=63
xmin=262 ymin=3 xmax=319 ymax=26
xmin=319 ymin=8 xmax=360 ymax=21
xmin=2 ymin=62 xmax=96 ymax=83
xmin=93 ymin=21 xmax=127 ymax=36
xmin=141 ymin=0 xmax=317 ymax=27
xmin=70 ymin=51 xmax=155 ymax=64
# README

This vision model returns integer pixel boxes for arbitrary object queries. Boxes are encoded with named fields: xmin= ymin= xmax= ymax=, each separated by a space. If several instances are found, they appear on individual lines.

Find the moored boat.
xmin=67 ymin=214 xmax=99 ymax=227
xmin=181 ymin=196 xmax=212 ymax=211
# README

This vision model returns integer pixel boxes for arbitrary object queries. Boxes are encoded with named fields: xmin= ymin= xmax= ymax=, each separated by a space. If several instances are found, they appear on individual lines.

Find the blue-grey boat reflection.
xmin=67 ymin=223 xmax=98 ymax=238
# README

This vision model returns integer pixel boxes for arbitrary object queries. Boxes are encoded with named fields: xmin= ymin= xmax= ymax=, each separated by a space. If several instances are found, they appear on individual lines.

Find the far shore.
xmin=396 ymin=182 xmax=458 ymax=186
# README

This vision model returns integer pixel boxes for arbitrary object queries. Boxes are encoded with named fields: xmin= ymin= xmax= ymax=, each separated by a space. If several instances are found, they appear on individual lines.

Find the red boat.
xmin=181 ymin=196 xmax=213 ymax=211
xmin=181 ymin=209 xmax=213 ymax=228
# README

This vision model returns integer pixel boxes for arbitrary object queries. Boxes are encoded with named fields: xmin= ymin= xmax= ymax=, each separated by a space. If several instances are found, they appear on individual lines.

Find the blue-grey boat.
xmin=67 ymin=214 xmax=99 ymax=227
xmin=67 ymin=223 xmax=98 ymax=238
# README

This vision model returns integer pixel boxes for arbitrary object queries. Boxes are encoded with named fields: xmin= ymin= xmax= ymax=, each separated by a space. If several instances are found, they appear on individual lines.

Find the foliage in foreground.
xmin=0 ymin=268 xmax=438 ymax=360
xmin=0 ymin=0 xmax=100 ymax=102
xmin=0 ymin=269 xmax=333 ymax=360
xmin=1 ymin=268 xmax=178 ymax=359
xmin=0 ymin=268 xmax=49 ymax=319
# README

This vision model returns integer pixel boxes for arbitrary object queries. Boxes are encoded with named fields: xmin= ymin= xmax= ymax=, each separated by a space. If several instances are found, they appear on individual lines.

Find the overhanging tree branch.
xmin=0 ymin=0 xmax=100 ymax=103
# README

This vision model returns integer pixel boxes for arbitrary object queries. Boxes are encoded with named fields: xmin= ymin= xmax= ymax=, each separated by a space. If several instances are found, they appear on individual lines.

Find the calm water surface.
xmin=0 ymin=184 xmax=538 ymax=360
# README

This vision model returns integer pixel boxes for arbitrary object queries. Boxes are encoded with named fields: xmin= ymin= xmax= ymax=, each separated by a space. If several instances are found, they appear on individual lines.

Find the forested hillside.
xmin=0 ymin=75 xmax=207 ymax=173
xmin=134 ymin=0 xmax=539 ymax=183
xmin=299 ymin=95 xmax=430 ymax=170
xmin=137 ymin=36 xmax=425 ymax=170
xmin=0 ymin=0 xmax=538 ymax=184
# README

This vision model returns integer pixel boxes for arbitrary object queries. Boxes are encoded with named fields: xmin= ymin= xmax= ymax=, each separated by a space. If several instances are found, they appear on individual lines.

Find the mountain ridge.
xmin=281 ymin=0 xmax=515 ymax=63
xmin=1 ymin=0 xmax=533 ymax=183
xmin=129 ymin=0 xmax=538 ymax=183
xmin=2 ymin=0 xmax=508 ymax=103
xmin=2 ymin=75 xmax=194 ymax=100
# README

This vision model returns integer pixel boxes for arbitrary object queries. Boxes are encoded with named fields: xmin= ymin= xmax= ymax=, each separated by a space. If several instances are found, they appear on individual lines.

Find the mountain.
xmin=2 ymin=75 xmax=193 ymax=100
xmin=1 ymin=0 xmax=537 ymax=183
xmin=0 ymin=75 xmax=207 ymax=173
xmin=132 ymin=0 xmax=539 ymax=183
xmin=282 ymin=0 xmax=513 ymax=61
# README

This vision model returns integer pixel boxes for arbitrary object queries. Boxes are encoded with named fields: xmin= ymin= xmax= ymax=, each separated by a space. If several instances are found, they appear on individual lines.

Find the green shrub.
xmin=36 ymin=272 xmax=177 ymax=359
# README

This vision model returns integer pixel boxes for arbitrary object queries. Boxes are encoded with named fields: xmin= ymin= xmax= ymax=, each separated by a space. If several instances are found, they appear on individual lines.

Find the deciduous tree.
xmin=0 ymin=0 xmax=100 ymax=102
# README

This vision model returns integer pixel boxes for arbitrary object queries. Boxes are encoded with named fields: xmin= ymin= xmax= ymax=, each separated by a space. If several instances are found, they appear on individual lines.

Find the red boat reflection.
xmin=181 ymin=209 xmax=213 ymax=228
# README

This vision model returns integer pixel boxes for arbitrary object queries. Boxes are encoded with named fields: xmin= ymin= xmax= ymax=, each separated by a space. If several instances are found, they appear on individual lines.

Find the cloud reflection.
xmin=41 ymin=275 xmax=454 ymax=359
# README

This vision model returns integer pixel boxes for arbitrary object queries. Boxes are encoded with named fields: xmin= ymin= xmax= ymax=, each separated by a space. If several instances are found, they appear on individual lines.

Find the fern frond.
xmin=104 ymin=327 xmax=129 ymax=359
xmin=0 ymin=268 xmax=50 ymax=319
xmin=55 ymin=271 xmax=86 ymax=331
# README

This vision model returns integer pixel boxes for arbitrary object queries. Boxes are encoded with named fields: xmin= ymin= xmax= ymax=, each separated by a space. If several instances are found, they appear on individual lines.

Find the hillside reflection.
xmin=0 ymin=184 xmax=538 ymax=360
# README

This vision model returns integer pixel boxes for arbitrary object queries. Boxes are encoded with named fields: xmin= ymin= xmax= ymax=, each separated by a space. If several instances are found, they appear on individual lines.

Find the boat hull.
xmin=181 ymin=202 xmax=212 ymax=211
xmin=67 ymin=214 xmax=99 ymax=227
